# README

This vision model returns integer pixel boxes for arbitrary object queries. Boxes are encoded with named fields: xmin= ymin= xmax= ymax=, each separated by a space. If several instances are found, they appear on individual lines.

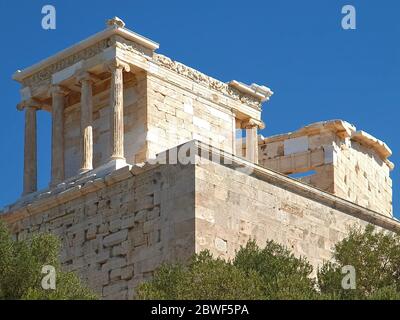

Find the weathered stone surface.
xmin=194 ymin=155 xmax=398 ymax=269
xmin=3 ymin=18 xmax=397 ymax=302
xmin=103 ymin=230 xmax=128 ymax=247
xmin=2 ymin=162 xmax=196 ymax=300
xmin=259 ymin=120 xmax=393 ymax=217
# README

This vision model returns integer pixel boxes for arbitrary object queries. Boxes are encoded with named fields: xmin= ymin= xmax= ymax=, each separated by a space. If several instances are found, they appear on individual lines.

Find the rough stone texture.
xmin=4 ymin=19 xmax=398 ymax=300
xmin=334 ymin=140 xmax=392 ymax=217
xmin=2 ymin=144 xmax=399 ymax=299
xmin=259 ymin=120 xmax=393 ymax=217
xmin=195 ymin=156 xmax=391 ymax=269
xmin=146 ymin=74 xmax=236 ymax=158
xmin=3 ymin=162 xmax=195 ymax=300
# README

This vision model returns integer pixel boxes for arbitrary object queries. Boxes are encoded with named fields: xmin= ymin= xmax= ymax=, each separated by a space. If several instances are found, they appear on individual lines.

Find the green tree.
xmin=234 ymin=240 xmax=317 ymax=299
xmin=137 ymin=240 xmax=316 ymax=300
xmin=0 ymin=220 xmax=97 ymax=300
xmin=137 ymin=251 xmax=263 ymax=300
xmin=138 ymin=226 xmax=400 ymax=300
xmin=318 ymin=225 xmax=400 ymax=300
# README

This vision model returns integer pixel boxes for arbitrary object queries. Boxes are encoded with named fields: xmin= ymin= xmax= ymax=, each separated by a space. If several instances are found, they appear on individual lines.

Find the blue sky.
xmin=0 ymin=0 xmax=399 ymax=217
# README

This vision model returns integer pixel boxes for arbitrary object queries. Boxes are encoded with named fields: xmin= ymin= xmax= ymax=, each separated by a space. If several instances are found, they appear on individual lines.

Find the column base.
xmin=79 ymin=167 xmax=93 ymax=175
xmin=91 ymin=158 xmax=127 ymax=177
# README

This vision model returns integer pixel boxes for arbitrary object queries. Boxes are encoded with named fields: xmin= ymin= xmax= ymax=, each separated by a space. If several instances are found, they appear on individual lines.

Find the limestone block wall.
xmin=194 ymin=155 xmax=398 ymax=269
xmin=2 ymin=142 xmax=398 ymax=299
xmin=122 ymin=71 xmax=148 ymax=164
xmin=146 ymin=74 xmax=236 ymax=159
xmin=259 ymin=131 xmax=339 ymax=194
xmin=259 ymin=131 xmax=339 ymax=172
xmin=334 ymin=140 xmax=392 ymax=217
xmin=3 ymin=163 xmax=195 ymax=299
xmin=258 ymin=121 xmax=393 ymax=217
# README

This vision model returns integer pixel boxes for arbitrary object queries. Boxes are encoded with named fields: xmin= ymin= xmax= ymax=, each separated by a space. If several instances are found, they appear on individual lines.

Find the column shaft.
xmin=245 ymin=126 xmax=258 ymax=163
xmin=23 ymin=106 xmax=37 ymax=195
xmin=109 ymin=62 xmax=127 ymax=160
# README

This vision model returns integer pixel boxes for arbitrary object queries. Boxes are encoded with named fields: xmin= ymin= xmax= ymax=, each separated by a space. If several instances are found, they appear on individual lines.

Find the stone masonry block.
xmin=103 ymin=229 xmax=128 ymax=247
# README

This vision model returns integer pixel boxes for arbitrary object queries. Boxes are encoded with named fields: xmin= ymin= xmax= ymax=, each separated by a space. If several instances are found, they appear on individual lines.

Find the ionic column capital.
xmin=50 ymin=85 xmax=69 ymax=96
xmin=75 ymin=71 xmax=100 ymax=84
xmin=105 ymin=58 xmax=131 ymax=73
xmin=241 ymin=118 xmax=265 ymax=130
xmin=245 ymin=121 xmax=259 ymax=164
xmin=16 ymin=98 xmax=45 ymax=111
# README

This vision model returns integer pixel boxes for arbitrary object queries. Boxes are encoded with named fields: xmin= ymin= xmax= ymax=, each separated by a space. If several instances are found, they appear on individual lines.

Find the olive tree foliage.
xmin=137 ymin=240 xmax=317 ymax=300
xmin=318 ymin=225 xmax=400 ymax=300
xmin=138 ymin=226 xmax=400 ymax=300
xmin=233 ymin=240 xmax=317 ymax=299
xmin=136 ymin=250 xmax=263 ymax=300
xmin=0 ymin=220 xmax=97 ymax=300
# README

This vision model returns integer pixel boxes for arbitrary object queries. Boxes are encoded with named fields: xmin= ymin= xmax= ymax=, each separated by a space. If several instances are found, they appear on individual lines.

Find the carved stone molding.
xmin=242 ymin=118 xmax=265 ymax=130
xmin=153 ymin=53 xmax=263 ymax=109
xmin=105 ymin=58 xmax=131 ymax=73
xmin=50 ymin=85 xmax=69 ymax=96
xmin=75 ymin=71 xmax=99 ymax=84
xmin=21 ymin=38 xmax=111 ymax=89
xmin=106 ymin=16 xmax=126 ymax=29
xmin=112 ymin=37 xmax=151 ymax=57
xmin=16 ymin=98 xmax=47 ymax=111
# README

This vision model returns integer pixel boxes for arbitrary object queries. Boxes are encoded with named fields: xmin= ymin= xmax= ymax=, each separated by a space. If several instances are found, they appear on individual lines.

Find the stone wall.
xmin=259 ymin=130 xmax=339 ymax=194
xmin=334 ymin=140 xmax=392 ymax=217
xmin=195 ymin=151 xmax=398 ymax=268
xmin=2 ymin=142 xmax=399 ymax=299
xmin=259 ymin=121 xmax=393 ymax=217
xmin=146 ymin=74 xmax=236 ymax=159
xmin=3 ymin=163 xmax=195 ymax=299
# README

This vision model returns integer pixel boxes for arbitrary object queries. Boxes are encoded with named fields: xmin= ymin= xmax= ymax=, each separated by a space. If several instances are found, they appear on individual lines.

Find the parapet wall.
xmin=1 ymin=142 xmax=399 ymax=299
xmin=259 ymin=120 xmax=393 ymax=217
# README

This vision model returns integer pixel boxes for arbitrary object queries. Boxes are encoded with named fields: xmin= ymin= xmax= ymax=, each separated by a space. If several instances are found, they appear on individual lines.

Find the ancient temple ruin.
xmin=259 ymin=120 xmax=394 ymax=217
xmin=1 ymin=17 xmax=398 ymax=299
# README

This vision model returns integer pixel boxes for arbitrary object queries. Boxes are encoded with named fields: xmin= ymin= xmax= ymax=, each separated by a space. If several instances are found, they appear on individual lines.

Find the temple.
xmin=13 ymin=16 xmax=271 ymax=198
xmin=1 ymin=17 xmax=398 ymax=299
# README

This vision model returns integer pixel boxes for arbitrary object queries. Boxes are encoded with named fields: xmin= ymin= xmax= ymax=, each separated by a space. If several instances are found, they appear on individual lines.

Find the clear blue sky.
xmin=0 ymin=1 xmax=399 ymax=217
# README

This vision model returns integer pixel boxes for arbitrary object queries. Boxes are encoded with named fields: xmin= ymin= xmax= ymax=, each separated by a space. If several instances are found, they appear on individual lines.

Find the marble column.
xmin=51 ymin=85 xmax=67 ymax=186
xmin=106 ymin=59 xmax=130 ymax=161
xmin=78 ymin=73 xmax=94 ymax=173
xmin=23 ymin=105 xmax=38 ymax=195
xmin=244 ymin=120 xmax=259 ymax=164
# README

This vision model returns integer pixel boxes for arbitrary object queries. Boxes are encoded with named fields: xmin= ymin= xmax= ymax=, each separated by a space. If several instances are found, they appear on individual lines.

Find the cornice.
xmin=152 ymin=54 xmax=270 ymax=110
xmin=12 ymin=24 xmax=159 ymax=84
